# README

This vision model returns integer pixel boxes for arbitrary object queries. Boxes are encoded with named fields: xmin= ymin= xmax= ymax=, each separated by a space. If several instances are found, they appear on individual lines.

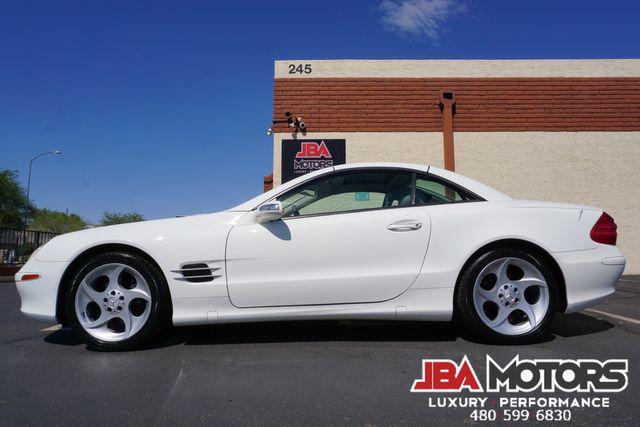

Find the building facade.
xmin=269 ymin=59 xmax=640 ymax=273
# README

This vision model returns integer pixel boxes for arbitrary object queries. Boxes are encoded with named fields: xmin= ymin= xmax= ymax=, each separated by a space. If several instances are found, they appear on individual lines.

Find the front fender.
xmin=16 ymin=257 xmax=69 ymax=323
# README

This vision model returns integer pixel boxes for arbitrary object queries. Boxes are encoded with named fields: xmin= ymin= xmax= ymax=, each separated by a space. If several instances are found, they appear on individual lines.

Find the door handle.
xmin=387 ymin=221 xmax=422 ymax=231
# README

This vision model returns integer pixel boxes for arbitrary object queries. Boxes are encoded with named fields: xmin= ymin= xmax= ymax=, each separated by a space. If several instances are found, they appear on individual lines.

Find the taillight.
xmin=590 ymin=212 xmax=617 ymax=245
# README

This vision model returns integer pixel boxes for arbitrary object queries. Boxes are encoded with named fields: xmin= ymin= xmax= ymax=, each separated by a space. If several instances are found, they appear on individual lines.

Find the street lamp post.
xmin=24 ymin=150 xmax=62 ymax=228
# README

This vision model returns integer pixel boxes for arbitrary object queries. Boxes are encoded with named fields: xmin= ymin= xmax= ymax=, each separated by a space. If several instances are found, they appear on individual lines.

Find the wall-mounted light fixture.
xmin=267 ymin=111 xmax=307 ymax=136
xmin=286 ymin=112 xmax=306 ymax=133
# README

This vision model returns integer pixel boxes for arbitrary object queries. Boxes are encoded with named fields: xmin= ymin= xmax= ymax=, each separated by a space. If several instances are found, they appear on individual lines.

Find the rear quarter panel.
xmin=411 ymin=201 xmax=600 ymax=289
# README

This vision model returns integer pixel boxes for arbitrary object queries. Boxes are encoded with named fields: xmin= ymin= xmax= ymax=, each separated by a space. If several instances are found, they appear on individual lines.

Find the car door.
xmin=225 ymin=168 xmax=431 ymax=307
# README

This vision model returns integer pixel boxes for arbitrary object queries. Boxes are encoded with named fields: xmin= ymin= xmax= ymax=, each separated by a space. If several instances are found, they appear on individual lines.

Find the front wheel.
xmin=65 ymin=251 xmax=171 ymax=351
xmin=455 ymin=248 xmax=559 ymax=344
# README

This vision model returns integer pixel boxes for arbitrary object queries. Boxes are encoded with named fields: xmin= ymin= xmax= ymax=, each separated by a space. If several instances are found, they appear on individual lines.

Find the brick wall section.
xmin=273 ymin=78 xmax=640 ymax=132
xmin=263 ymin=174 xmax=273 ymax=192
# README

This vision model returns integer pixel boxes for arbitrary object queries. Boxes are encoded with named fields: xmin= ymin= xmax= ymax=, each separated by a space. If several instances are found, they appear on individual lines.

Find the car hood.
xmin=33 ymin=211 xmax=244 ymax=262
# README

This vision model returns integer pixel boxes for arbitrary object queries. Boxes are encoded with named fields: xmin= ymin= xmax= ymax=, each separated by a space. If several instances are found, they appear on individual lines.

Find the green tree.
xmin=0 ymin=169 xmax=35 ymax=228
xmin=30 ymin=208 xmax=88 ymax=234
xmin=100 ymin=211 xmax=145 ymax=226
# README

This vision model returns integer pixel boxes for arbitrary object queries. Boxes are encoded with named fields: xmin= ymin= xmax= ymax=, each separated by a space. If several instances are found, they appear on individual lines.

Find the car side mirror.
xmin=256 ymin=201 xmax=283 ymax=223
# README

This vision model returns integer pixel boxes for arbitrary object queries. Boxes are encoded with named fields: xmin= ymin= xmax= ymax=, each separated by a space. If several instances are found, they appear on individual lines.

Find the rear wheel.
xmin=65 ymin=251 xmax=170 ymax=351
xmin=456 ymin=247 xmax=559 ymax=344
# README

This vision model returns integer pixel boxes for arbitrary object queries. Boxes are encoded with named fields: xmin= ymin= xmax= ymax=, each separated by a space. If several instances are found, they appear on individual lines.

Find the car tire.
xmin=65 ymin=251 xmax=171 ymax=351
xmin=455 ymin=247 xmax=559 ymax=344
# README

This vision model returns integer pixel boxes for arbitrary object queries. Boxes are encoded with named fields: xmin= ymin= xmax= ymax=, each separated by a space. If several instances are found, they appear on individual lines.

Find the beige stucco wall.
xmin=273 ymin=131 xmax=640 ymax=273
xmin=275 ymin=59 xmax=640 ymax=78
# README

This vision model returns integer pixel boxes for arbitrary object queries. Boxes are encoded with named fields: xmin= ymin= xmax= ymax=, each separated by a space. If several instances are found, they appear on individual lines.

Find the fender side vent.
xmin=172 ymin=262 xmax=221 ymax=283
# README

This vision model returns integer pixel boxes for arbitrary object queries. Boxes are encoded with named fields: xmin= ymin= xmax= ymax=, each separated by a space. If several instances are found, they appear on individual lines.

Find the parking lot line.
xmin=40 ymin=324 xmax=62 ymax=332
xmin=584 ymin=308 xmax=640 ymax=326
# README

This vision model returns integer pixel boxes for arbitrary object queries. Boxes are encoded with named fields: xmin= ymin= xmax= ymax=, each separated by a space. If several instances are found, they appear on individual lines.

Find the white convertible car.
xmin=16 ymin=163 xmax=625 ymax=350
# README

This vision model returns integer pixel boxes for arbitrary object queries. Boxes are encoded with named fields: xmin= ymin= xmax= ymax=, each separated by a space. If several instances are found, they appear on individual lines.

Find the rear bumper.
xmin=15 ymin=258 xmax=68 ymax=323
xmin=554 ymin=245 xmax=626 ymax=313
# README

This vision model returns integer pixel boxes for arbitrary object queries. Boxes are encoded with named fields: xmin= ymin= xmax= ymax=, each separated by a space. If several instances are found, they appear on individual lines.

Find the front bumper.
xmin=554 ymin=244 xmax=626 ymax=313
xmin=15 ymin=258 xmax=69 ymax=323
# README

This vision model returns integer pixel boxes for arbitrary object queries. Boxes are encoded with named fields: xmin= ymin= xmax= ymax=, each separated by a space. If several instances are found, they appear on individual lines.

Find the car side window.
xmin=414 ymin=174 xmax=478 ymax=205
xmin=277 ymin=170 xmax=413 ymax=218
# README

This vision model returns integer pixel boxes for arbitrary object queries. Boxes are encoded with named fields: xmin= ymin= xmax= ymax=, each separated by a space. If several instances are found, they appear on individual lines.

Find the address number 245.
xmin=288 ymin=64 xmax=312 ymax=74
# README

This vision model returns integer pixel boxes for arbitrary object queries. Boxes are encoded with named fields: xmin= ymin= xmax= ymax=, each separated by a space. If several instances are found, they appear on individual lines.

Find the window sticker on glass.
xmin=355 ymin=192 xmax=370 ymax=201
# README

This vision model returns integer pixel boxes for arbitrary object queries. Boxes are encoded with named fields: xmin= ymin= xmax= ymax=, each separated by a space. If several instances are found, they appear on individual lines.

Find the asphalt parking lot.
xmin=1 ymin=277 xmax=638 ymax=426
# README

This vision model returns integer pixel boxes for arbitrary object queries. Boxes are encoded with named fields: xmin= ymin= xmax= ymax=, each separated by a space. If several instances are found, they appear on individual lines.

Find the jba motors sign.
xmin=281 ymin=139 xmax=346 ymax=183
xmin=411 ymin=356 xmax=628 ymax=393
xmin=410 ymin=356 xmax=629 ymax=422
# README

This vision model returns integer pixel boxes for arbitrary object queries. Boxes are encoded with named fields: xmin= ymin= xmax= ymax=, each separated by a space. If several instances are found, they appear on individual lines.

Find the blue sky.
xmin=2 ymin=0 xmax=639 ymax=223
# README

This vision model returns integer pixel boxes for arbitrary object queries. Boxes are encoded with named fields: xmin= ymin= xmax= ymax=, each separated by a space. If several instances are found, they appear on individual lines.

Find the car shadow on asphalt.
xmin=551 ymin=312 xmax=614 ymax=337
xmin=43 ymin=312 xmax=614 ymax=351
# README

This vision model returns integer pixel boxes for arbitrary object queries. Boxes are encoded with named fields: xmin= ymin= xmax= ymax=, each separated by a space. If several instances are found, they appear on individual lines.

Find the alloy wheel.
xmin=74 ymin=263 xmax=152 ymax=342
xmin=472 ymin=257 xmax=550 ymax=336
